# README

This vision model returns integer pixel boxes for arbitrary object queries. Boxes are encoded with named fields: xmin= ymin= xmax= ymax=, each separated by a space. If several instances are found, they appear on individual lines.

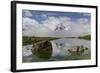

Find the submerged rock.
xmin=31 ymin=41 xmax=52 ymax=59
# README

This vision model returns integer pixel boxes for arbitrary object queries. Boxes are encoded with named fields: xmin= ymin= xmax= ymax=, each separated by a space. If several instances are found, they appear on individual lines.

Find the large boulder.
xmin=31 ymin=41 xmax=52 ymax=59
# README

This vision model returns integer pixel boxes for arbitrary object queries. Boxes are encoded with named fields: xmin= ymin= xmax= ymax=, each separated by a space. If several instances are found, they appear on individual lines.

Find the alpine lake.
xmin=22 ymin=35 xmax=91 ymax=63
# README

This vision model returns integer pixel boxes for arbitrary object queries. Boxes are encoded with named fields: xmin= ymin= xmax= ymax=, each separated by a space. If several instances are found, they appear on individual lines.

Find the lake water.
xmin=22 ymin=38 xmax=91 ymax=63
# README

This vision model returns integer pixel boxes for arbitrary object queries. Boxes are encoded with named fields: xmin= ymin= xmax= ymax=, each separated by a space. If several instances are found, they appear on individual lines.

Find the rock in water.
xmin=31 ymin=41 xmax=52 ymax=59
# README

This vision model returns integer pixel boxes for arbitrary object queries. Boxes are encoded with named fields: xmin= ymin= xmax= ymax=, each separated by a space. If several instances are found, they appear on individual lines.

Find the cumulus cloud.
xmin=69 ymin=23 xmax=90 ymax=37
xmin=43 ymin=16 xmax=71 ymax=31
xmin=23 ymin=10 xmax=32 ymax=17
xmin=22 ymin=17 xmax=39 ymax=30
xmin=77 ymin=18 xmax=90 ymax=24
xmin=22 ymin=17 xmax=39 ymax=36
xmin=22 ymin=17 xmax=53 ymax=37
xmin=22 ymin=16 xmax=90 ymax=37
xmin=83 ymin=13 xmax=91 ymax=17
xmin=41 ymin=14 xmax=48 ymax=18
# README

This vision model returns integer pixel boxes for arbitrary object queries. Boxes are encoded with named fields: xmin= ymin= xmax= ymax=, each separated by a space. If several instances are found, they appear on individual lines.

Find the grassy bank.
xmin=78 ymin=35 xmax=91 ymax=40
xmin=22 ymin=35 xmax=91 ymax=45
xmin=22 ymin=37 xmax=58 ymax=45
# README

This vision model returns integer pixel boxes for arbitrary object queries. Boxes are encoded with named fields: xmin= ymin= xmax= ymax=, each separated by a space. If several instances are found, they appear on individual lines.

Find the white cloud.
xmin=22 ymin=17 xmax=53 ymax=37
xmin=22 ymin=16 xmax=90 ymax=37
xmin=23 ymin=17 xmax=38 ymax=25
xmin=23 ymin=10 xmax=32 ymax=17
xmin=43 ymin=16 xmax=71 ymax=31
xmin=41 ymin=14 xmax=48 ymax=18
xmin=83 ymin=13 xmax=91 ymax=17
xmin=22 ymin=17 xmax=39 ymax=30
xmin=69 ymin=23 xmax=90 ymax=36
xmin=22 ymin=17 xmax=39 ymax=36
xmin=77 ymin=18 xmax=89 ymax=24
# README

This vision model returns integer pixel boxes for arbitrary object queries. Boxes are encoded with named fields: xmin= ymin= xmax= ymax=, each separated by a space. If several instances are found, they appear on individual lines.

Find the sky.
xmin=22 ymin=10 xmax=91 ymax=37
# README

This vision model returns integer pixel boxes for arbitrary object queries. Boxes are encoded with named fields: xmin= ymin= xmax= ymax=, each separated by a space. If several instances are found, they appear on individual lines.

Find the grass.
xmin=22 ymin=35 xmax=91 ymax=45
xmin=22 ymin=36 xmax=58 ymax=45
xmin=78 ymin=35 xmax=91 ymax=40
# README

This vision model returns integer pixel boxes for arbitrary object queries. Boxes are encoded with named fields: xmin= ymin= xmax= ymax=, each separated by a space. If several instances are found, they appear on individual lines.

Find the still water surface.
xmin=22 ymin=38 xmax=91 ymax=62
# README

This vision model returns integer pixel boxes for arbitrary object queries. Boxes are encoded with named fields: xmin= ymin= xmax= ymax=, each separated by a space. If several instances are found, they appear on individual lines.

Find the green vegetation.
xmin=22 ymin=35 xmax=91 ymax=45
xmin=78 ymin=35 xmax=91 ymax=40
xmin=22 ymin=36 xmax=58 ymax=45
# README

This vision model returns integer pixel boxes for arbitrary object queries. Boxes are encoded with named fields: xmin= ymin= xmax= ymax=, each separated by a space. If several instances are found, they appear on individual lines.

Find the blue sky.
xmin=22 ymin=10 xmax=91 ymax=24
